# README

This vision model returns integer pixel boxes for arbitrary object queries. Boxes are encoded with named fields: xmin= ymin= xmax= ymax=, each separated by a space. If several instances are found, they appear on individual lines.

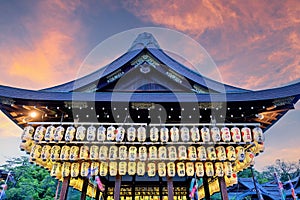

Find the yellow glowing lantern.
xmin=97 ymin=126 xmax=106 ymax=141
xmin=50 ymin=162 xmax=61 ymax=177
xmin=211 ymin=126 xmax=221 ymax=143
xmin=60 ymin=145 xmax=70 ymax=161
xmin=119 ymin=145 xmax=128 ymax=160
xmin=44 ymin=125 xmax=55 ymax=142
xmin=215 ymin=146 xmax=227 ymax=161
xmin=53 ymin=125 xmax=64 ymax=142
xmin=87 ymin=125 xmax=96 ymax=142
xmin=50 ymin=145 xmax=61 ymax=161
xmin=62 ymin=162 xmax=71 ymax=177
xmin=90 ymin=145 xmax=99 ymax=160
xmin=109 ymin=162 xmax=118 ymax=176
xmin=81 ymin=162 xmax=90 ymax=177
xmin=21 ymin=125 xmax=34 ymax=142
xmin=90 ymin=162 xmax=99 ymax=176
xmin=214 ymin=162 xmax=224 ymax=177
xmin=180 ymin=126 xmax=190 ymax=142
xmin=207 ymin=146 xmax=217 ymax=161
xmin=224 ymin=162 xmax=233 ymax=177
xmin=197 ymin=146 xmax=207 ymax=161
xmin=128 ymin=162 xmax=136 ymax=176
xmin=79 ymin=145 xmax=89 ymax=160
xmin=178 ymin=145 xmax=187 ymax=160
xmin=139 ymin=146 xmax=147 ymax=161
xmin=177 ymin=162 xmax=186 ymax=177
xmin=109 ymin=145 xmax=118 ymax=160
xmin=236 ymin=146 xmax=245 ymax=162
xmin=100 ymin=162 xmax=108 ymax=176
xmin=195 ymin=162 xmax=204 ymax=177
xmin=221 ymin=127 xmax=231 ymax=142
xmin=116 ymin=126 xmax=125 ymax=142
xmin=137 ymin=126 xmax=146 ymax=142
xmin=205 ymin=162 xmax=214 ymax=177
xmin=119 ymin=161 xmax=127 ymax=176
xmin=71 ymin=162 xmax=80 ymax=177
xmin=107 ymin=126 xmax=116 ymax=141
xmin=226 ymin=146 xmax=236 ymax=161
xmin=190 ymin=126 xmax=200 ymax=142
xmin=158 ymin=162 xmax=166 ymax=177
xmin=65 ymin=126 xmax=75 ymax=142
xmin=128 ymin=146 xmax=137 ymax=161
xmin=149 ymin=146 xmax=158 ymax=160
xmin=241 ymin=127 xmax=252 ymax=143
xmin=186 ymin=162 xmax=194 ymax=176
xmin=158 ymin=146 xmax=167 ymax=160
xmin=137 ymin=161 xmax=146 ymax=176
xmin=168 ymin=146 xmax=177 ymax=161
xmin=69 ymin=146 xmax=79 ymax=161
xmin=33 ymin=125 xmax=46 ymax=142
xmin=167 ymin=162 xmax=176 ymax=177
xmin=30 ymin=144 xmax=42 ymax=161
xmin=41 ymin=145 xmax=51 ymax=161
xmin=231 ymin=127 xmax=241 ymax=143
xmin=170 ymin=126 xmax=179 ymax=142
xmin=160 ymin=127 xmax=169 ymax=142
xmin=99 ymin=146 xmax=108 ymax=160
xmin=127 ymin=126 xmax=136 ymax=142
xmin=201 ymin=127 xmax=211 ymax=142
xmin=188 ymin=146 xmax=197 ymax=161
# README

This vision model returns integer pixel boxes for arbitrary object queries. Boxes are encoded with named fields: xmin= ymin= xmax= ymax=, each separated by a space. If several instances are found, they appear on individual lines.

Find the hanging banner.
xmin=158 ymin=162 xmax=166 ymax=177
xmin=231 ymin=127 xmax=241 ymax=143
xmin=211 ymin=127 xmax=221 ymax=143
xmin=71 ymin=162 xmax=80 ymax=177
xmin=186 ymin=162 xmax=194 ymax=176
xmin=195 ymin=162 xmax=204 ymax=177
xmin=167 ymin=162 xmax=176 ymax=177
xmin=177 ymin=162 xmax=186 ymax=177
xmin=60 ymin=145 xmax=70 ymax=161
xmin=214 ymin=162 xmax=224 ymax=177
xmin=81 ymin=162 xmax=90 ymax=177
xmin=137 ymin=126 xmax=146 ymax=142
xmin=207 ymin=146 xmax=217 ymax=161
xmin=226 ymin=146 xmax=236 ymax=161
xmin=160 ymin=127 xmax=169 ymax=142
xmin=215 ymin=146 xmax=227 ymax=161
xmin=158 ymin=146 xmax=167 ymax=160
xmin=119 ymin=146 xmax=127 ymax=160
xmin=76 ymin=125 xmax=86 ymax=141
xmin=197 ymin=146 xmax=207 ymax=161
xmin=90 ymin=145 xmax=99 ymax=160
xmin=137 ymin=161 xmax=146 ymax=176
xmin=128 ymin=146 xmax=137 ymax=161
xmin=204 ymin=162 xmax=214 ymax=177
xmin=241 ymin=127 xmax=252 ymax=143
xmin=170 ymin=126 xmax=179 ymax=142
xmin=70 ymin=146 xmax=79 ymax=161
xmin=191 ymin=126 xmax=200 ymax=142
xmin=180 ymin=127 xmax=190 ymax=142
xmin=119 ymin=161 xmax=127 ymax=176
xmin=109 ymin=146 xmax=118 ymax=160
xmin=100 ymin=162 xmax=108 ymax=176
xmin=188 ymin=146 xmax=197 ymax=161
xmin=79 ymin=145 xmax=89 ymax=160
xmin=128 ymin=162 xmax=136 ymax=176
xmin=168 ymin=146 xmax=177 ymax=161
xmin=116 ymin=126 xmax=125 ymax=142
xmin=44 ymin=125 xmax=55 ymax=142
xmin=99 ymin=146 xmax=108 ymax=160
xmin=139 ymin=146 xmax=147 ymax=161
xmin=62 ymin=162 xmax=71 ymax=177
xmin=109 ymin=162 xmax=117 ymax=176
xmin=147 ymin=162 xmax=156 ymax=177
xmin=149 ymin=146 xmax=157 ymax=160
xmin=150 ymin=126 xmax=159 ymax=142
xmin=127 ymin=126 xmax=136 ymax=142
xmin=107 ymin=126 xmax=116 ymax=141
xmin=178 ymin=145 xmax=187 ymax=160
xmin=87 ymin=125 xmax=96 ymax=142
xmin=34 ymin=125 xmax=46 ymax=142
xmin=97 ymin=126 xmax=106 ymax=142
xmin=201 ymin=127 xmax=210 ymax=142
xmin=41 ymin=145 xmax=51 ymax=161
xmin=221 ymin=127 xmax=231 ymax=142
xmin=50 ymin=145 xmax=61 ymax=161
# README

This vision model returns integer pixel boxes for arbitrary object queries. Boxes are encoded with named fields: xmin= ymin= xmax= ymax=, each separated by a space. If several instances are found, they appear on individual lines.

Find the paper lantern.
xmin=109 ymin=162 xmax=118 ymax=176
xmin=128 ymin=146 xmax=137 ymax=161
xmin=201 ymin=127 xmax=210 ymax=142
xmin=127 ymin=126 xmax=136 ymax=142
xmin=137 ymin=126 xmax=146 ymax=142
xmin=236 ymin=146 xmax=245 ymax=162
xmin=180 ymin=127 xmax=190 ymax=142
xmin=137 ymin=161 xmax=146 ymax=176
xmin=87 ymin=125 xmax=96 ymax=142
xmin=245 ymin=150 xmax=255 ymax=166
xmin=50 ymin=162 xmax=61 ymax=177
xmin=76 ymin=125 xmax=86 ymax=141
xmin=90 ymin=145 xmax=99 ymax=160
xmin=79 ymin=145 xmax=89 ymax=160
xmin=20 ymin=139 xmax=33 ymax=152
xmin=128 ymin=162 xmax=136 ymax=176
xmin=207 ymin=146 xmax=217 ymax=161
xmin=62 ymin=162 xmax=71 ymax=177
xmin=119 ymin=161 xmax=127 ymax=176
xmin=34 ymin=125 xmax=46 ymax=142
xmin=50 ymin=145 xmax=61 ymax=161
xmin=148 ymin=162 xmax=156 ymax=177
xmin=70 ymin=146 xmax=79 ymax=161
xmin=211 ymin=127 xmax=221 ymax=143
xmin=178 ymin=145 xmax=187 ymax=160
xmin=109 ymin=145 xmax=118 ymax=160
xmin=53 ymin=126 xmax=64 ymax=142
xmin=139 ymin=146 xmax=147 ymax=161
xmin=71 ymin=162 xmax=80 ymax=177
xmin=100 ymin=162 xmax=108 ymax=176
xmin=221 ymin=127 xmax=231 ymax=142
xmin=195 ymin=162 xmax=204 ymax=177
xmin=226 ymin=146 xmax=236 ymax=161
xmin=170 ymin=126 xmax=179 ymax=142
xmin=21 ymin=125 xmax=34 ymax=142
xmin=253 ymin=127 xmax=264 ymax=144
xmin=214 ymin=162 xmax=224 ymax=177
xmin=119 ymin=146 xmax=128 ymax=160
xmin=186 ymin=162 xmax=194 ymax=176
xmin=190 ymin=126 xmax=200 ymax=142
xmin=223 ymin=162 xmax=233 ymax=177
xmin=99 ymin=146 xmax=108 ymax=160
xmin=90 ymin=162 xmax=99 ymax=176
xmin=97 ymin=126 xmax=106 ymax=141
xmin=158 ymin=162 xmax=166 ymax=177
xmin=30 ymin=144 xmax=42 ymax=161
xmin=107 ymin=126 xmax=116 ymax=141
xmin=197 ymin=146 xmax=207 ymax=161
xmin=44 ymin=125 xmax=55 ymax=142
xmin=241 ymin=127 xmax=252 ymax=143
xmin=116 ymin=126 xmax=125 ymax=142
xmin=188 ymin=146 xmax=197 ymax=161
xmin=231 ymin=127 xmax=241 ymax=143
xmin=158 ymin=146 xmax=167 ymax=160
xmin=167 ymin=162 xmax=176 ymax=177
xmin=60 ymin=145 xmax=70 ymax=161
xmin=168 ymin=146 xmax=177 ymax=161
xmin=215 ymin=146 xmax=227 ymax=161
xmin=64 ymin=126 xmax=75 ymax=142
xmin=41 ymin=145 xmax=51 ymax=161
xmin=149 ymin=146 xmax=158 ymax=160
xmin=160 ymin=127 xmax=169 ymax=142
xmin=177 ymin=162 xmax=186 ymax=177
xmin=205 ymin=162 xmax=214 ymax=177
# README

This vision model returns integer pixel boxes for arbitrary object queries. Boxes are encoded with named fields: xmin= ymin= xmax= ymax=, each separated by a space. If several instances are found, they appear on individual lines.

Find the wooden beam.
xmin=81 ymin=177 xmax=89 ymax=200
xmin=167 ymin=176 xmax=174 ymax=200
xmin=59 ymin=176 xmax=70 ymax=200
xmin=218 ymin=177 xmax=229 ymax=200
xmin=203 ymin=176 xmax=211 ymax=200
xmin=114 ymin=174 xmax=121 ymax=200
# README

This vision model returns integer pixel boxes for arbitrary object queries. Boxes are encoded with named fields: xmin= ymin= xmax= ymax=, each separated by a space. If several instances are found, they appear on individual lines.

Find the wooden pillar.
xmin=132 ymin=176 xmax=136 ymax=200
xmin=95 ymin=186 xmax=100 ymax=200
xmin=203 ymin=176 xmax=211 ymax=200
xmin=218 ymin=177 xmax=229 ymax=200
xmin=59 ymin=176 xmax=70 ymax=200
xmin=167 ymin=176 xmax=174 ymax=200
xmin=114 ymin=174 xmax=121 ymax=200
xmin=81 ymin=177 xmax=89 ymax=200
xmin=159 ymin=177 xmax=163 ymax=200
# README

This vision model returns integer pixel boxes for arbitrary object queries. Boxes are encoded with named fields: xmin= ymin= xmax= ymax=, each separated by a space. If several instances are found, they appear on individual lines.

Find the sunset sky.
xmin=0 ymin=0 xmax=299 ymax=171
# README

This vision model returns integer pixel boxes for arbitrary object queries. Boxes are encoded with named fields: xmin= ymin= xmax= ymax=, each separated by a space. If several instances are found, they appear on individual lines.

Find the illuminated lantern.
xmin=119 ymin=162 xmax=127 ymax=175
xmin=107 ymin=126 xmax=116 ymax=141
xmin=97 ymin=126 xmax=106 ymax=142
xmin=168 ymin=146 xmax=177 ymax=161
xmin=221 ymin=127 xmax=231 ymax=142
xmin=167 ymin=162 xmax=176 ymax=177
xmin=188 ymin=146 xmax=197 ymax=161
xmin=226 ymin=146 xmax=236 ymax=161
xmin=231 ymin=127 xmax=241 ymax=143
xmin=178 ymin=145 xmax=187 ymax=160
xmin=62 ymin=162 xmax=71 ymax=177
xmin=177 ymin=162 xmax=186 ymax=177
xmin=195 ymin=162 xmax=204 ymax=177
xmin=50 ymin=145 xmax=61 ymax=161
xmin=109 ymin=145 xmax=118 ymax=160
xmin=241 ymin=127 xmax=252 ymax=143
xmin=149 ymin=146 xmax=158 ymax=160
xmin=253 ymin=127 xmax=264 ymax=144
xmin=201 ymin=127 xmax=210 ymax=142
xmin=53 ymin=126 xmax=64 ymax=142
xmin=99 ymin=146 xmax=108 ymax=160
xmin=21 ymin=125 xmax=34 ymax=142
xmin=138 ymin=146 xmax=147 ymax=161
xmin=116 ymin=126 xmax=125 ymax=142
xmin=211 ymin=126 xmax=221 ymax=143
xmin=150 ymin=126 xmax=159 ymax=142
xmin=90 ymin=145 xmax=99 ymax=160
xmin=87 ymin=125 xmax=96 ymax=142
xmin=100 ymin=162 xmax=108 ymax=176
xmin=186 ymin=162 xmax=194 ymax=176
xmin=158 ymin=162 xmax=166 ymax=177
xmin=33 ymin=125 xmax=46 ymax=142
xmin=69 ymin=146 xmax=79 ymax=161
xmin=160 ymin=127 xmax=169 ymax=142
xmin=65 ymin=126 xmax=75 ymax=142
xmin=215 ymin=146 xmax=226 ymax=161
xmin=207 ymin=146 xmax=217 ymax=161
xmin=197 ymin=146 xmax=207 ymax=161
xmin=119 ymin=146 xmax=127 ymax=160
xmin=157 ymin=147 xmax=166 ymax=161
xmin=191 ymin=126 xmax=200 ymax=142
xmin=41 ymin=145 xmax=51 ymax=161
xmin=128 ymin=146 xmax=137 ymax=161
xmin=236 ymin=146 xmax=245 ymax=162
xmin=170 ymin=126 xmax=179 ymax=142
xmin=20 ymin=139 xmax=32 ymax=152
xmin=71 ymin=163 xmax=80 ymax=177
xmin=137 ymin=126 xmax=146 ymax=142
xmin=137 ymin=161 xmax=145 ymax=176
xmin=30 ymin=144 xmax=42 ymax=161
xmin=127 ymin=126 xmax=136 ymax=142
xmin=128 ymin=162 xmax=136 ymax=176
xmin=50 ymin=162 xmax=61 ymax=177
xmin=214 ymin=162 xmax=224 ymax=177
xmin=224 ymin=162 xmax=233 ymax=177
xmin=245 ymin=150 xmax=255 ymax=166
xmin=180 ymin=126 xmax=190 ymax=142
xmin=205 ymin=162 xmax=214 ymax=177
xmin=44 ymin=125 xmax=55 ymax=142
xmin=79 ymin=145 xmax=89 ymax=160
xmin=60 ymin=145 xmax=70 ymax=161
xmin=90 ymin=162 xmax=99 ymax=176
xmin=109 ymin=162 xmax=117 ymax=176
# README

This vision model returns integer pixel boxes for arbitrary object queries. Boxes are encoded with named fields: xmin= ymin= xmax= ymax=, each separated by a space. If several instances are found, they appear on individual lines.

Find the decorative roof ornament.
xmin=129 ymin=32 xmax=161 ymax=51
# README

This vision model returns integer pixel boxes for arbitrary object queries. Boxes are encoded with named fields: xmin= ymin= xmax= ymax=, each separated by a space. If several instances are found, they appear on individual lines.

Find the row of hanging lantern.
xmin=22 ymin=125 xmax=265 ymax=144
xmin=27 ymin=143 xmax=263 ymax=163
xmin=49 ymin=161 xmax=236 ymax=178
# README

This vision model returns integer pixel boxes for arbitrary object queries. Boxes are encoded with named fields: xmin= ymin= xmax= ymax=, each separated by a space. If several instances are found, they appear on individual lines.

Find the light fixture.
xmin=255 ymin=113 xmax=264 ymax=119
xmin=29 ymin=111 xmax=38 ymax=118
